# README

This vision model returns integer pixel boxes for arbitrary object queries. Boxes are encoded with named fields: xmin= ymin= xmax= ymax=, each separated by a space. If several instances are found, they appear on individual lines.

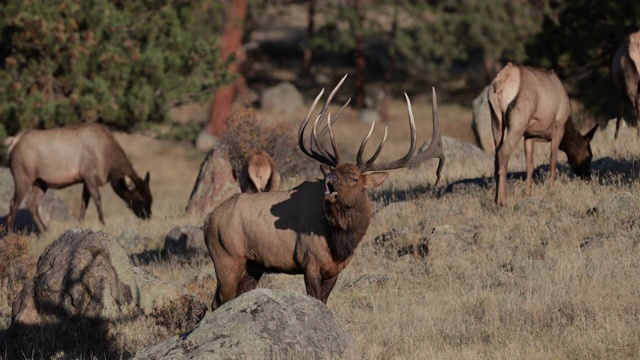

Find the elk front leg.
xmin=319 ymin=276 xmax=339 ymax=304
xmin=85 ymin=181 xmax=105 ymax=224
xmin=549 ymin=124 xmax=565 ymax=190
xmin=524 ymin=138 xmax=535 ymax=198
xmin=304 ymin=267 xmax=322 ymax=301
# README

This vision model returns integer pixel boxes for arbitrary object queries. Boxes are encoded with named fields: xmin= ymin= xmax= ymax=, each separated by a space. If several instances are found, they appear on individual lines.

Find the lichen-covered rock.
xmin=185 ymin=147 xmax=240 ymax=215
xmin=11 ymin=228 xmax=140 ymax=325
xmin=132 ymin=289 xmax=359 ymax=360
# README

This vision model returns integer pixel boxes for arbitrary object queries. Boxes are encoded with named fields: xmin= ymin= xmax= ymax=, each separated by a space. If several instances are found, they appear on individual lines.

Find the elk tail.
xmin=4 ymin=131 xmax=24 ymax=158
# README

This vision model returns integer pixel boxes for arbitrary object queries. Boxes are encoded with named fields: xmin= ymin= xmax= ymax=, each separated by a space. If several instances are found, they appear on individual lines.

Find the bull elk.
xmin=5 ymin=123 xmax=152 ymax=232
xmin=204 ymin=75 xmax=445 ymax=310
xmin=612 ymin=30 xmax=640 ymax=138
xmin=239 ymin=150 xmax=281 ymax=193
xmin=489 ymin=63 xmax=597 ymax=207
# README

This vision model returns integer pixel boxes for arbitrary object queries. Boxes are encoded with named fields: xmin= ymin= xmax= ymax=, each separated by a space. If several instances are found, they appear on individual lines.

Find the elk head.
xmin=298 ymin=74 xmax=445 ymax=215
xmin=112 ymin=172 xmax=152 ymax=219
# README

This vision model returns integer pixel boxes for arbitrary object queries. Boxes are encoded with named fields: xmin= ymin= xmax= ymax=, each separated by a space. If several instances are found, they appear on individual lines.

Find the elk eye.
xmin=352 ymin=177 xmax=358 ymax=183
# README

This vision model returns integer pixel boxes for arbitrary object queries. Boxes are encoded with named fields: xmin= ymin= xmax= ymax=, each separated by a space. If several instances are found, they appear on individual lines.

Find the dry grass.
xmin=3 ymin=95 xmax=640 ymax=359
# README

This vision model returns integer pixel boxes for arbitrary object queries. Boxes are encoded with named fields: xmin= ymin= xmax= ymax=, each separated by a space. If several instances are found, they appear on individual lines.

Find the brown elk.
xmin=6 ymin=123 xmax=152 ymax=232
xmin=204 ymin=75 xmax=445 ymax=310
xmin=489 ymin=63 xmax=597 ymax=207
xmin=239 ymin=150 xmax=281 ymax=193
xmin=612 ymin=30 xmax=640 ymax=138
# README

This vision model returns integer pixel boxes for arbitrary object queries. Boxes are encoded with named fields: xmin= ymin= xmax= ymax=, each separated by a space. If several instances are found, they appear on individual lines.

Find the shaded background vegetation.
xmin=1 ymin=0 xmax=640 ymax=137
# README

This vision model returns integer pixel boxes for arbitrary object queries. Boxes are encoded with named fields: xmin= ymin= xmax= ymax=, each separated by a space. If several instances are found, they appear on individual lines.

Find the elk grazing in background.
xmin=5 ymin=123 xmax=152 ymax=232
xmin=489 ymin=63 xmax=597 ymax=207
xmin=204 ymin=75 xmax=445 ymax=310
xmin=239 ymin=150 xmax=281 ymax=193
xmin=612 ymin=30 xmax=640 ymax=138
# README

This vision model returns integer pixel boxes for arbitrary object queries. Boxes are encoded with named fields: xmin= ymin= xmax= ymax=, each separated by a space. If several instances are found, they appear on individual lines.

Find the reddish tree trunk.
xmin=352 ymin=0 xmax=367 ymax=110
xmin=301 ymin=0 xmax=316 ymax=75
xmin=206 ymin=0 xmax=247 ymax=137
xmin=381 ymin=0 xmax=399 ymax=122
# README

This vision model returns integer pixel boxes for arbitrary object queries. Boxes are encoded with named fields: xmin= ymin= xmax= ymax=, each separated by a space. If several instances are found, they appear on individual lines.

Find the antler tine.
xmin=312 ymin=112 xmax=337 ymax=163
xmin=359 ymin=92 xmax=417 ymax=172
xmin=364 ymin=126 xmax=388 ymax=167
xmin=356 ymin=121 xmax=376 ymax=166
xmin=360 ymin=88 xmax=445 ymax=186
xmin=325 ymin=112 xmax=342 ymax=164
xmin=298 ymin=74 xmax=349 ymax=167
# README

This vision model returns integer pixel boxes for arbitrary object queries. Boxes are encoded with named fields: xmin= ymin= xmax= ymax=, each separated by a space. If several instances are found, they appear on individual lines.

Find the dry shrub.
xmin=151 ymin=295 xmax=207 ymax=335
xmin=222 ymin=106 xmax=315 ymax=180
xmin=0 ymin=228 xmax=36 ymax=306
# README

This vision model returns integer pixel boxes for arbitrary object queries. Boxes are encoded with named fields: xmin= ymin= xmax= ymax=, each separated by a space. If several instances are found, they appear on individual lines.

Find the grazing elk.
xmin=6 ymin=123 xmax=152 ymax=232
xmin=612 ymin=30 xmax=640 ymax=138
xmin=489 ymin=63 xmax=597 ymax=207
xmin=204 ymin=75 xmax=445 ymax=310
xmin=239 ymin=150 xmax=281 ymax=193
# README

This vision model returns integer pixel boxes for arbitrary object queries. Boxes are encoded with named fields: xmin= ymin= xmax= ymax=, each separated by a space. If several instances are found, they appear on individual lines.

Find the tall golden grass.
xmin=2 ymin=97 xmax=640 ymax=359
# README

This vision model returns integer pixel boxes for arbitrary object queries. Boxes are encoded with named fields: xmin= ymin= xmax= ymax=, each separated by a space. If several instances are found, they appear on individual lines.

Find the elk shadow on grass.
xmin=0 ymin=209 xmax=40 ymax=237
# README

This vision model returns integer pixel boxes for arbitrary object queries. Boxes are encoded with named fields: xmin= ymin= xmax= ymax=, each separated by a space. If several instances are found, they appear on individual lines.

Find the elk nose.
xmin=324 ymin=172 xmax=338 ymax=183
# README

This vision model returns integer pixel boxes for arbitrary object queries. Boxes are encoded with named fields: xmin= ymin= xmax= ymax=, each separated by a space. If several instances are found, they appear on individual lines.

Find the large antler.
xmin=356 ymin=87 xmax=445 ymax=185
xmin=298 ymin=74 xmax=351 ymax=167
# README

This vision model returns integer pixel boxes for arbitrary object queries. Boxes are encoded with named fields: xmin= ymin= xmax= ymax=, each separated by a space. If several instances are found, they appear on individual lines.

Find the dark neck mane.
xmin=324 ymin=198 xmax=371 ymax=263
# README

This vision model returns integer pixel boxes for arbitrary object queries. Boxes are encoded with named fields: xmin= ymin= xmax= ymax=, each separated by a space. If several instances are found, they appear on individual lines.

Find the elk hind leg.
xmin=211 ymin=256 xmax=244 ymax=311
xmin=7 ymin=178 xmax=30 ymax=233
xmin=524 ymin=138 xmax=535 ymax=197
xmin=26 ymin=181 xmax=48 ymax=232
xmin=236 ymin=262 xmax=264 ymax=297
xmin=495 ymin=128 xmax=522 ymax=206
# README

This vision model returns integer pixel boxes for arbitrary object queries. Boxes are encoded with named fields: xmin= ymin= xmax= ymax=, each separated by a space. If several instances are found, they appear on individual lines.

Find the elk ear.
xmin=584 ymin=124 xmax=598 ymax=142
xmin=124 ymin=175 xmax=136 ymax=191
xmin=320 ymin=165 xmax=332 ymax=176
xmin=144 ymin=172 xmax=150 ymax=184
xmin=363 ymin=172 xmax=389 ymax=188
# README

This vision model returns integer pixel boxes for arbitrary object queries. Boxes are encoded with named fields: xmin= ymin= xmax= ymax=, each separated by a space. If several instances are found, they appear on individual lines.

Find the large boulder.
xmin=260 ymin=82 xmax=304 ymax=116
xmin=11 ymin=229 xmax=139 ymax=325
xmin=0 ymin=167 xmax=75 ymax=232
xmin=471 ymin=85 xmax=494 ymax=153
xmin=185 ymin=147 xmax=240 ymax=215
xmin=419 ymin=136 xmax=494 ymax=182
xmin=7 ymin=229 xmax=141 ymax=357
xmin=132 ymin=289 xmax=359 ymax=360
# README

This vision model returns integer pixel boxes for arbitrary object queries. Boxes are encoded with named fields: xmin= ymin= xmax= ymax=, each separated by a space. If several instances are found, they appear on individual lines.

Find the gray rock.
xmin=164 ymin=224 xmax=207 ymax=256
xmin=185 ymin=147 xmax=240 ymax=215
xmin=194 ymin=130 xmax=220 ymax=151
xmin=588 ymin=192 xmax=638 ymax=217
xmin=132 ymin=289 xmax=358 ymax=360
xmin=0 ymin=306 xmax=11 ymax=331
xmin=358 ymin=108 xmax=381 ymax=124
xmin=471 ymin=85 xmax=494 ymax=153
xmin=116 ymin=227 xmax=148 ymax=254
xmin=419 ymin=136 xmax=494 ymax=180
xmin=11 ymin=228 xmax=139 ymax=326
xmin=260 ymin=82 xmax=304 ymax=116
xmin=131 ymin=267 xmax=189 ymax=315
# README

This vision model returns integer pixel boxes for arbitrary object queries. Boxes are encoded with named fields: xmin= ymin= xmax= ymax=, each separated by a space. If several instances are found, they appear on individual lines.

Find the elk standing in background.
xmin=489 ymin=63 xmax=597 ymax=207
xmin=204 ymin=75 xmax=444 ymax=310
xmin=239 ymin=150 xmax=281 ymax=193
xmin=5 ymin=123 xmax=152 ymax=232
xmin=612 ymin=30 xmax=640 ymax=138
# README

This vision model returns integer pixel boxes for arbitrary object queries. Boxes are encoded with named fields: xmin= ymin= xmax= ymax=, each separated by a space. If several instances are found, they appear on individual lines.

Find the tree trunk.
xmin=205 ymin=0 xmax=247 ymax=138
xmin=381 ymin=0 xmax=399 ymax=122
xmin=301 ymin=0 xmax=316 ymax=75
xmin=352 ymin=0 xmax=366 ymax=110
